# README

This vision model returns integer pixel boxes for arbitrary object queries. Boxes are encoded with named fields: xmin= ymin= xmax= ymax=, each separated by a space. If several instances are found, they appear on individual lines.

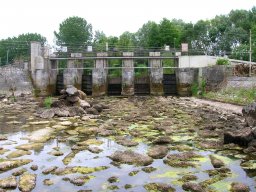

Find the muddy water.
xmin=0 ymin=96 xmax=256 ymax=192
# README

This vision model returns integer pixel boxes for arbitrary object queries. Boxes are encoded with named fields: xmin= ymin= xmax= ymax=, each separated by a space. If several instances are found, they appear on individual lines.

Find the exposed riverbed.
xmin=0 ymin=96 xmax=255 ymax=192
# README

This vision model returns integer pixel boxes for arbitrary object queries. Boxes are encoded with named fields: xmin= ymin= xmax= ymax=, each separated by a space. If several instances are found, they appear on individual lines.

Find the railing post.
xmin=149 ymin=52 xmax=163 ymax=95
xmin=122 ymin=52 xmax=134 ymax=96
xmin=92 ymin=52 xmax=108 ymax=96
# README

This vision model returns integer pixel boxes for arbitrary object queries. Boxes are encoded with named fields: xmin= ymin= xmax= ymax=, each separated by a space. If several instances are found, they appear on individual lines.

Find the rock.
xmin=144 ymin=183 xmax=175 ymax=192
xmin=43 ymin=179 xmax=54 ymax=186
xmin=109 ymin=150 xmax=153 ymax=166
xmin=66 ymin=86 xmax=78 ymax=96
xmin=141 ymin=166 xmax=157 ymax=173
xmin=0 ymin=176 xmax=17 ymax=189
xmin=54 ymin=108 xmax=70 ymax=117
xmin=147 ymin=145 xmax=168 ymax=159
xmin=12 ymin=168 xmax=27 ymax=176
xmin=39 ymin=109 xmax=55 ymax=119
xmin=80 ymin=100 xmax=90 ymax=109
xmin=182 ymin=182 xmax=205 ymax=192
xmin=107 ymin=176 xmax=119 ymax=183
xmin=230 ymin=182 xmax=250 ymax=192
xmin=30 ymin=165 xmax=38 ymax=171
xmin=69 ymin=175 xmax=95 ymax=186
xmin=15 ymin=143 xmax=44 ymax=151
xmin=42 ymin=166 xmax=58 ymax=174
xmin=116 ymin=138 xmax=138 ymax=147
xmin=78 ymin=90 xmax=87 ymax=100
xmin=242 ymin=102 xmax=256 ymax=127
xmin=92 ymin=104 xmax=103 ymax=112
xmin=18 ymin=173 xmax=36 ymax=192
xmin=69 ymin=106 xmax=86 ymax=116
xmin=224 ymin=127 xmax=254 ymax=146
xmin=86 ymin=108 xmax=99 ymax=115
xmin=67 ymin=96 xmax=80 ymax=103
xmin=87 ymin=146 xmax=103 ymax=154
xmin=209 ymin=155 xmax=225 ymax=168
xmin=60 ymin=121 xmax=73 ymax=126
xmin=129 ymin=170 xmax=139 ymax=176
xmin=7 ymin=150 xmax=31 ymax=158
xmin=48 ymin=150 xmax=64 ymax=156
xmin=153 ymin=136 xmax=172 ymax=144
xmin=0 ymin=135 xmax=7 ymax=140
xmin=0 ymin=159 xmax=32 ymax=173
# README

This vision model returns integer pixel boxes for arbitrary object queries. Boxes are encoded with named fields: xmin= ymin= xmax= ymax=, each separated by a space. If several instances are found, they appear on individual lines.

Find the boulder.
xmin=66 ymin=96 xmax=80 ymax=103
xmin=147 ymin=145 xmax=168 ymax=159
xmin=66 ymin=86 xmax=78 ymax=96
xmin=182 ymin=182 xmax=205 ymax=192
xmin=39 ymin=109 xmax=55 ymax=119
xmin=230 ymin=182 xmax=250 ymax=192
xmin=79 ymin=100 xmax=90 ymax=109
xmin=209 ymin=155 xmax=225 ymax=168
xmin=109 ymin=150 xmax=153 ymax=166
xmin=224 ymin=127 xmax=254 ymax=146
xmin=18 ymin=173 xmax=36 ymax=192
xmin=153 ymin=136 xmax=172 ymax=144
xmin=78 ymin=90 xmax=86 ymax=100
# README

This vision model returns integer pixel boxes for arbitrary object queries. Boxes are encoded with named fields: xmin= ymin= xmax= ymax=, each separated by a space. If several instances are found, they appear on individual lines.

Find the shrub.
xmin=216 ymin=58 xmax=230 ymax=65
xmin=191 ymin=83 xmax=199 ymax=96
xmin=44 ymin=96 xmax=52 ymax=109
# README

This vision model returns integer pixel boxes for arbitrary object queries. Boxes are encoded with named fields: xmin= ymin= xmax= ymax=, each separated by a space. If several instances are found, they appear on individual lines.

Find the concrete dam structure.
xmin=30 ymin=42 xmax=227 ymax=97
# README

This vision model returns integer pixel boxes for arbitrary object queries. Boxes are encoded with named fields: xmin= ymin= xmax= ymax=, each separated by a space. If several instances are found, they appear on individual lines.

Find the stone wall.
xmin=0 ymin=64 xmax=33 ymax=96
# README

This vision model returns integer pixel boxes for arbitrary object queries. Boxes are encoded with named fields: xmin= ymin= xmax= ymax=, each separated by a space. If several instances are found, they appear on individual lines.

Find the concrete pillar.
xmin=31 ymin=42 xmax=42 ymax=72
xmin=176 ymin=68 xmax=198 ymax=96
xmin=149 ymin=52 xmax=163 ymax=95
xmin=122 ymin=52 xmax=134 ymax=96
xmin=92 ymin=53 xmax=108 ymax=96
xmin=63 ymin=59 xmax=83 ymax=89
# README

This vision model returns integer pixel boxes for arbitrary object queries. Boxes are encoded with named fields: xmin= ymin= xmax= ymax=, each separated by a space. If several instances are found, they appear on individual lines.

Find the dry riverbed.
xmin=0 ymin=95 xmax=255 ymax=192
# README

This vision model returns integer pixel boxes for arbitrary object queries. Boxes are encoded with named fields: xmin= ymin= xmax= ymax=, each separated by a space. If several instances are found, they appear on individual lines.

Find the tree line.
xmin=0 ymin=6 xmax=255 ymax=65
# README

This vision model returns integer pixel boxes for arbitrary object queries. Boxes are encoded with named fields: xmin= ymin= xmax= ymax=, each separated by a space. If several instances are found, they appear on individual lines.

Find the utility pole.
xmin=6 ymin=50 xmax=9 ymax=65
xmin=249 ymin=30 xmax=252 ymax=77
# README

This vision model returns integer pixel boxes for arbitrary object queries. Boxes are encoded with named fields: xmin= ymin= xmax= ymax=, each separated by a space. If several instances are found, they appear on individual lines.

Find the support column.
xmin=122 ymin=52 xmax=134 ymax=96
xmin=63 ymin=59 xmax=83 ymax=89
xmin=92 ymin=53 xmax=108 ymax=96
xmin=149 ymin=52 xmax=163 ymax=95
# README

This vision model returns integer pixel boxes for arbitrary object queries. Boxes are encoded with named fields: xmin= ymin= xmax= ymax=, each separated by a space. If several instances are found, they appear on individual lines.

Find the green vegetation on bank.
xmin=203 ymin=87 xmax=256 ymax=105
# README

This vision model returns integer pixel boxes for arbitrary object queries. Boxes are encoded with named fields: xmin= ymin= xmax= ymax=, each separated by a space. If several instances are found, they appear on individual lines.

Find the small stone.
xmin=182 ymin=182 xmax=205 ymax=192
xmin=48 ymin=150 xmax=64 ymax=156
xmin=230 ymin=182 xmax=250 ymax=192
xmin=42 ymin=166 xmax=58 ymax=174
xmin=124 ymin=184 xmax=132 ymax=189
xmin=12 ymin=168 xmax=27 ymax=176
xmin=144 ymin=183 xmax=175 ymax=192
xmin=87 ymin=146 xmax=103 ymax=154
xmin=129 ymin=170 xmax=139 ymax=176
xmin=147 ymin=145 xmax=168 ymax=159
xmin=142 ymin=167 xmax=157 ymax=173
xmin=0 ymin=135 xmax=7 ymax=141
xmin=209 ymin=155 xmax=225 ymax=168
xmin=153 ymin=136 xmax=172 ymax=144
xmin=43 ymin=179 xmax=54 ymax=186
xmin=107 ymin=176 xmax=119 ymax=183
xmin=30 ymin=165 xmax=38 ymax=171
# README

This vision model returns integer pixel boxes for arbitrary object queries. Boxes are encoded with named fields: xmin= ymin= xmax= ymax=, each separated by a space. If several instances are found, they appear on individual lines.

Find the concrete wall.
xmin=0 ymin=64 xmax=33 ymax=96
xmin=226 ymin=77 xmax=256 ymax=88
xmin=179 ymin=56 xmax=217 ymax=68
xmin=122 ymin=52 xmax=134 ymax=95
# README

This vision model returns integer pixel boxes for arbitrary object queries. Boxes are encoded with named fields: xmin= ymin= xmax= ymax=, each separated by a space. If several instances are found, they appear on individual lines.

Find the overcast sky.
xmin=0 ymin=0 xmax=255 ymax=45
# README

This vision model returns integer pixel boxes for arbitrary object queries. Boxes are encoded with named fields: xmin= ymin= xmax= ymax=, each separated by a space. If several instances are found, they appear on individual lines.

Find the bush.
xmin=44 ymin=97 xmax=52 ymax=109
xmin=191 ymin=83 xmax=199 ymax=96
xmin=216 ymin=58 xmax=230 ymax=65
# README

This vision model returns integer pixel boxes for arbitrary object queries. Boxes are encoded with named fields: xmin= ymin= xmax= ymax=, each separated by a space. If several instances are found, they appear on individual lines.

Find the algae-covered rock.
xmin=7 ymin=150 xmax=31 ymax=159
xmin=18 ymin=173 xmax=36 ymax=192
xmin=144 ymin=182 xmax=175 ymax=192
xmin=141 ymin=166 xmax=157 ymax=173
xmin=153 ymin=136 xmax=172 ymax=145
xmin=77 ymin=139 xmax=103 ymax=146
xmin=0 ymin=176 xmax=17 ymax=189
xmin=0 ymin=159 xmax=32 ymax=173
xmin=179 ymin=175 xmax=198 ymax=182
xmin=128 ymin=170 xmax=139 ymax=176
xmin=48 ymin=150 xmax=64 ymax=156
xmin=0 ymin=135 xmax=7 ymax=141
xmin=30 ymin=165 xmax=38 ymax=171
xmin=87 ymin=146 xmax=103 ymax=154
xmin=62 ymin=151 xmax=77 ymax=165
xmin=124 ymin=184 xmax=132 ymax=189
xmin=53 ymin=166 xmax=108 ymax=175
xmin=12 ymin=168 xmax=27 ymax=176
xmin=65 ymin=130 xmax=79 ymax=135
xmin=28 ymin=127 xmax=54 ymax=143
xmin=69 ymin=175 xmax=95 ymax=186
xmin=230 ymin=182 xmax=250 ymax=192
xmin=182 ymin=182 xmax=205 ymax=192
xmin=107 ymin=185 xmax=119 ymax=190
xmin=43 ymin=179 xmax=54 ymax=186
xmin=109 ymin=150 xmax=153 ymax=166
xmin=147 ymin=145 xmax=168 ymax=159
xmin=15 ymin=143 xmax=44 ymax=151
xmin=42 ymin=166 xmax=58 ymax=174
xmin=107 ymin=176 xmax=119 ymax=183
xmin=116 ymin=137 xmax=138 ymax=147
xmin=209 ymin=155 xmax=225 ymax=168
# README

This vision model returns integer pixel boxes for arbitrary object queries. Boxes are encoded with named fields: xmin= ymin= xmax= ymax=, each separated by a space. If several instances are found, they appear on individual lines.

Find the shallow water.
xmin=0 ymin=97 xmax=256 ymax=192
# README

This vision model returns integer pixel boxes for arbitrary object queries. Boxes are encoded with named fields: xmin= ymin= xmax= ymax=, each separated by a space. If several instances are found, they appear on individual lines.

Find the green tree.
xmin=117 ymin=31 xmax=137 ymax=51
xmin=93 ymin=30 xmax=108 ymax=51
xmin=0 ymin=33 xmax=46 ymax=65
xmin=54 ymin=16 xmax=92 ymax=50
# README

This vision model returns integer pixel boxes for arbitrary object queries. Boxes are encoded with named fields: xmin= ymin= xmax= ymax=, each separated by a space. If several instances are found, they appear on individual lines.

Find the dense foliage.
xmin=0 ymin=33 xmax=46 ymax=65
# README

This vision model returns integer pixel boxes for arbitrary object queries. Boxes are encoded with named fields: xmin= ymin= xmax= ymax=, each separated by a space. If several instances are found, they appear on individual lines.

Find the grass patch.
xmin=44 ymin=96 xmax=52 ymax=109
xmin=204 ymin=87 xmax=256 ymax=105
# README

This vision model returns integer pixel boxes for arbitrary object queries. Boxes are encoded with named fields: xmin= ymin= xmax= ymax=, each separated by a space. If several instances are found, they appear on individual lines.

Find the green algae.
xmin=15 ymin=143 xmax=44 ymax=151
xmin=144 ymin=183 xmax=175 ymax=192
xmin=129 ymin=170 xmax=140 ymax=176
xmin=53 ymin=166 xmax=109 ymax=175
xmin=7 ymin=150 xmax=32 ymax=158
xmin=62 ymin=151 xmax=78 ymax=165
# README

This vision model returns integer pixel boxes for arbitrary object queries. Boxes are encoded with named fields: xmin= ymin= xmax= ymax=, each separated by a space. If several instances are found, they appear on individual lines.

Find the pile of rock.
xmin=224 ymin=102 xmax=256 ymax=153
xmin=37 ymin=85 xmax=107 ymax=118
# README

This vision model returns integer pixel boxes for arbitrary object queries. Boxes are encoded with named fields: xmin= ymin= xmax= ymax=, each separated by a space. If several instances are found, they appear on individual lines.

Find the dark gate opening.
xmin=107 ymin=55 xmax=122 ymax=95
xmin=82 ymin=60 xmax=93 ymax=95
xmin=162 ymin=53 xmax=177 ymax=95
xmin=134 ymin=58 xmax=150 ymax=95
